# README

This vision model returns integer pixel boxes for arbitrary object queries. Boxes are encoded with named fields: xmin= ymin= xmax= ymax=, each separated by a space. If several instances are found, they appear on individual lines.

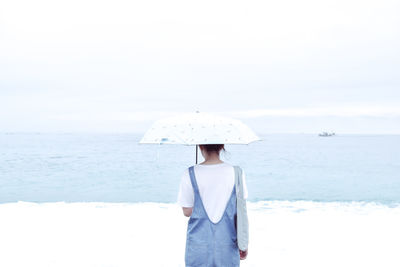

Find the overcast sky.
xmin=1 ymin=0 xmax=399 ymax=134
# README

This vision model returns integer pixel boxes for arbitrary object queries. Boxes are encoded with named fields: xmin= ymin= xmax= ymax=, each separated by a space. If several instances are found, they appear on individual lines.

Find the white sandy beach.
xmin=0 ymin=201 xmax=399 ymax=267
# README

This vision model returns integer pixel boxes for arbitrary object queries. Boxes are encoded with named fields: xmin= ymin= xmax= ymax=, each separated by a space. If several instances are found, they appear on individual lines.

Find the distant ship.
xmin=319 ymin=132 xmax=335 ymax=137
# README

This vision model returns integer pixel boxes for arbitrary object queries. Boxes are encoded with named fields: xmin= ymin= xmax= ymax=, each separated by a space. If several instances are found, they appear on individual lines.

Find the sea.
xmin=1 ymin=133 xmax=399 ymax=203
xmin=0 ymin=133 xmax=399 ymax=267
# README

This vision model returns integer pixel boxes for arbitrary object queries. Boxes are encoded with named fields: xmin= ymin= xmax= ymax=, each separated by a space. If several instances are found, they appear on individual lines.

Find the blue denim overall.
xmin=185 ymin=166 xmax=240 ymax=267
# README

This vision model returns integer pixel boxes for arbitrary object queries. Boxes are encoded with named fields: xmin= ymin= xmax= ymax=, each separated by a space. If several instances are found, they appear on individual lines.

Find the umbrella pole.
xmin=196 ymin=145 xmax=198 ymax=164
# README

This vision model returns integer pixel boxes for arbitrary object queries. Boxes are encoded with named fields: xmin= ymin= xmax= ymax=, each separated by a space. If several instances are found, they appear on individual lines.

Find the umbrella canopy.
xmin=139 ymin=112 xmax=260 ymax=145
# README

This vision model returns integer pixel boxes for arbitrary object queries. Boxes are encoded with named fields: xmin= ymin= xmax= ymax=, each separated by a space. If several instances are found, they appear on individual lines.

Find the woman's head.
xmin=199 ymin=144 xmax=225 ymax=158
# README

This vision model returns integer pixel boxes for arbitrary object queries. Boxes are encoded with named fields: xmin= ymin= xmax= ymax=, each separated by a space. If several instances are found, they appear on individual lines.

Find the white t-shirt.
xmin=177 ymin=162 xmax=248 ymax=223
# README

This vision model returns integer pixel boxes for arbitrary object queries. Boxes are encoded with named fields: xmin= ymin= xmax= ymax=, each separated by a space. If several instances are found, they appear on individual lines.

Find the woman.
xmin=177 ymin=144 xmax=248 ymax=267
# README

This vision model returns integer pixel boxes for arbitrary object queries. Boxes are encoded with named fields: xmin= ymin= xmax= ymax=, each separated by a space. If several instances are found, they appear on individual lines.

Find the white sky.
xmin=1 ymin=0 xmax=399 ymax=133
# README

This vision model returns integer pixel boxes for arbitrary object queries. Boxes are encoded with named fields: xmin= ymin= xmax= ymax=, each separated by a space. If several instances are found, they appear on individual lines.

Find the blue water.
xmin=1 ymin=133 xmax=399 ymax=204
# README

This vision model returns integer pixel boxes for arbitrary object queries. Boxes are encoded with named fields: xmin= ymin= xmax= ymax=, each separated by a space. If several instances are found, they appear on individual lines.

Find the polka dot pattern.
xmin=139 ymin=112 xmax=261 ymax=145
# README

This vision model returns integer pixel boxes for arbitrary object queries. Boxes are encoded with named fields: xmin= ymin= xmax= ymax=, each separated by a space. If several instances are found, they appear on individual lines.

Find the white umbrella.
xmin=139 ymin=111 xmax=261 ymax=163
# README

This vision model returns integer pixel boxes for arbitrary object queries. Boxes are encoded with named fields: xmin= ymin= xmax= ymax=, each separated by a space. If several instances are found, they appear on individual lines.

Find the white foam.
xmin=0 ymin=201 xmax=399 ymax=267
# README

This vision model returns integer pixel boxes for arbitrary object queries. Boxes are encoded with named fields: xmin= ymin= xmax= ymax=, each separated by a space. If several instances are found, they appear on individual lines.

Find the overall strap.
xmin=188 ymin=166 xmax=200 ymax=194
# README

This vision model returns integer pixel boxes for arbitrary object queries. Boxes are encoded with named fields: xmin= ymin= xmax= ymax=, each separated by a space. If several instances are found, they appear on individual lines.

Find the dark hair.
xmin=199 ymin=144 xmax=225 ymax=155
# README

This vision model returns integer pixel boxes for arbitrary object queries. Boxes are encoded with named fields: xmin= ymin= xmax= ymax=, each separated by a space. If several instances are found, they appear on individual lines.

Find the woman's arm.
xmin=182 ymin=207 xmax=193 ymax=217
xmin=177 ymin=169 xmax=194 ymax=217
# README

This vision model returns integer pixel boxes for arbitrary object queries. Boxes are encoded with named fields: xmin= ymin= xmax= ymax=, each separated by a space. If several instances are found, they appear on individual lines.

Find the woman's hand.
xmin=239 ymin=249 xmax=248 ymax=260
xmin=182 ymin=207 xmax=193 ymax=217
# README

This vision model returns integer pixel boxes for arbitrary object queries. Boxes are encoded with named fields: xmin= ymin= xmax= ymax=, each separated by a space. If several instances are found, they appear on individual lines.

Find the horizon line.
xmin=1 ymin=131 xmax=400 ymax=136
